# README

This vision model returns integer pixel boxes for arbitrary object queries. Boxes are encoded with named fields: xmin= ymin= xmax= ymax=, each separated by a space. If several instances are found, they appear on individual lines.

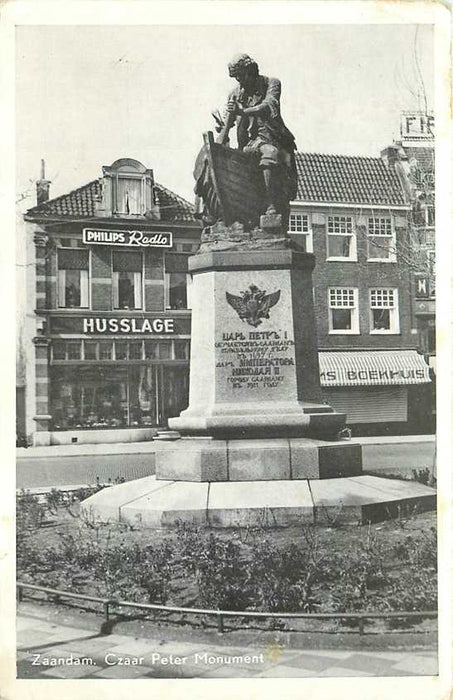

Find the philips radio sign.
xmin=82 ymin=228 xmax=172 ymax=248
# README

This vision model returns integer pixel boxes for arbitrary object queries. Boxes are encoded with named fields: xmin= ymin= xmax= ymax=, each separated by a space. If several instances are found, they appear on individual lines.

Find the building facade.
xmin=24 ymin=158 xmax=200 ymax=445
xmin=288 ymin=150 xmax=432 ymax=434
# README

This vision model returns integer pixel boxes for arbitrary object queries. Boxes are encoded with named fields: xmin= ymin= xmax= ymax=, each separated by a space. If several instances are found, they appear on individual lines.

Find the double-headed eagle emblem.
xmin=226 ymin=284 xmax=281 ymax=328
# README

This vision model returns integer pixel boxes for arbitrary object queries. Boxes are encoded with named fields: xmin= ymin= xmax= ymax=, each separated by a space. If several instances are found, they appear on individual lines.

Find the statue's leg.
xmin=259 ymin=144 xmax=280 ymax=215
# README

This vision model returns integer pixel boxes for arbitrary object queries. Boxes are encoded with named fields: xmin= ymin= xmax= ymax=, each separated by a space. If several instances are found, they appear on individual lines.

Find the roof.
xmin=294 ymin=152 xmax=406 ymax=207
xmin=401 ymin=146 xmax=435 ymax=173
xmin=26 ymin=178 xmax=197 ymax=223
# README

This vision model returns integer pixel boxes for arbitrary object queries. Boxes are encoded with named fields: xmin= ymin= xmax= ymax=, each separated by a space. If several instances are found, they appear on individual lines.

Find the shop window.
xmin=129 ymin=341 xmax=144 ymax=360
xmin=145 ymin=341 xmax=159 ymax=360
xmin=50 ymin=366 xmax=160 ymax=430
xmin=367 ymin=217 xmax=396 ymax=262
xmin=165 ymin=272 xmax=189 ymax=309
xmin=84 ymin=341 xmax=98 ymax=360
xmin=57 ymin=249 xmax=89 ymax=308
xmin=99 ymin=341 xmax=113 ymax=361
xmin=115 ymin=341 xmax=128 ymax=360
xmin=369 ymin=288 xmax=399 ymax=334
xmin=66 ymin=342 xmax=82 ymax=360
xmin=327 ymin=216 xmax=356 ymax=261
xmin=174 ymin=340 xmax=190 ymax=360
xmin=288 ymin=213 xmax=313 ymax=252
xmin=328 ymin=288 xmax=359 ymax=334
xmin=113 ymin=252 xmax=143 ymax=310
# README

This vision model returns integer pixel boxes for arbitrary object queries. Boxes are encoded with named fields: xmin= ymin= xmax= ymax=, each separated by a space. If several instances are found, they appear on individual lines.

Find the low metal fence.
xmin=16 ymin=581 xmax=437 ymax=635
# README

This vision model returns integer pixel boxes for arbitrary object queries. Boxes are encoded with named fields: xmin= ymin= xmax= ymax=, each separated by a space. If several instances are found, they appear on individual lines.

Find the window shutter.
xmin=57 ymin=249 xmax=89 ymax=270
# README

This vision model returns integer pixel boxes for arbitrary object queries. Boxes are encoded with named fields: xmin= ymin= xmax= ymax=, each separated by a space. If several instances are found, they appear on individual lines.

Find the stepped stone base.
xmin=154 ymin=437 xmax=362 ymax=482
xmin=81 ymin=474 xmax=436 ymax=529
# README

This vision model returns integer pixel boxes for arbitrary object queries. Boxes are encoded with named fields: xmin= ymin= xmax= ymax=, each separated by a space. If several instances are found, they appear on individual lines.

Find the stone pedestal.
xmin=169 ymin=249 xmax=344 ymax=439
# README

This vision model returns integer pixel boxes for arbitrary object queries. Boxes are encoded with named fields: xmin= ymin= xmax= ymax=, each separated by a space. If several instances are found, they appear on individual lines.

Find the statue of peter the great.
xmin=218 ymin=53 xmax=298 ymax=218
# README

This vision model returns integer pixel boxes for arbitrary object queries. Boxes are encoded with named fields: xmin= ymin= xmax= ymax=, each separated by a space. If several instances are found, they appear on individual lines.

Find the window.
xmin=327 ymin=216 xmax=356 ymax=260
xmin=57 ymin=249 xmax=89 ymax=308
xmin=113 ymin=252 xmax=143 ymax=310
xmin=369 ymin=289 xmax=399 ymax=333
xmin=129 ymin=341 xmax=144 ymax=360
xmin=52 ymin=342 xmax=66 ymax=361
xmin=114 ymin=177 xmax=144 ymax=215
xmin=145 ymin=341 xmax=159 ymax=360
xmin=367 ymin=217 xmax=395 ymax=261
xmin=288 ymin=213 xmax=313 ymax=252
xmin=66 ymin=342 xmax=82 ymax=360
xmin=174 ymin=340 xmax=190 ymax=360
xmin=84 ymin=341 xmax=98 ymax=360
xmin=165 ymin=272 xmax=190 ymax=309
xmin=328 ymin=288 xmax=359 ymax=333
xmin=428 ymin=251 xmax=436 ymax=298
xmin=115 ymin=342 xmax=128 ymax=361
xmin=99 ymin=342 xmax=113 ymax=361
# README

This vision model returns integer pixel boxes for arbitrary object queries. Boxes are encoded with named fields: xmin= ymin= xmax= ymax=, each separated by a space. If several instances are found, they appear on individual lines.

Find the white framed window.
xmin=369 ymin=288 xmax=399 ymax=334
xmin=327 ymin=216 xmax=356 ymax=261
xmin=328 ymin=288 xmax=359 ymax=334
xmin=367 ymin=217 xmax=396 ymax=262
xmin=57 ymin=249 xmax=89 ymax=308
xmin=288 ymin=212 xmax=313 ymax=252
xmin=112 ymin=251 xmax=143 ymax=310
xmin=165 ymin=272 xmax=191 ymax=310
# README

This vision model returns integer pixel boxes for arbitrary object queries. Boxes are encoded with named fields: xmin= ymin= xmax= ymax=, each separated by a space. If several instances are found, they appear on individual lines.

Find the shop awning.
xmin=319 ymin=350 xmax=430 ymax=387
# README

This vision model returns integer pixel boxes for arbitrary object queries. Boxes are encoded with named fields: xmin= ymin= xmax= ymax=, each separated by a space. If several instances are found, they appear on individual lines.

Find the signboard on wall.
xmin=82 ymin=228 xmax=172 ymax=248
xmin=50 ymin=315 xmax=191 ymax=335
xmin=400 ymin=112 xmax=435 ymax=141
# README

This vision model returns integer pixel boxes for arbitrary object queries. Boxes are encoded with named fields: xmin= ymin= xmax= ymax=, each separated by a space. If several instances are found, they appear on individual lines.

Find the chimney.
xmin=36 ymin=159 xmax=51 ymax=205
xmin=380 ymin=142 xmax=407 ymax=168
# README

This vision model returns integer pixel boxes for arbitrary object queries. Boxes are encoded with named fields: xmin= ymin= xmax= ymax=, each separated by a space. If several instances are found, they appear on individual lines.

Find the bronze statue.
xmin=194 ymin=53 xmax=298 ymax=234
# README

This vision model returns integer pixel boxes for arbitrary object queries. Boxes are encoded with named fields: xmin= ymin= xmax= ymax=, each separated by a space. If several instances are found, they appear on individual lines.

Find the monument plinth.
xmin=169 ymin=249 xmax=344 ymax=439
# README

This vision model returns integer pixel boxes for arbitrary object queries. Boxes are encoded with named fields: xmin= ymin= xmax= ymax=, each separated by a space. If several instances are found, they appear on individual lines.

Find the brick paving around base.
xmin=16 ymin=613 xmax=438 ymax=679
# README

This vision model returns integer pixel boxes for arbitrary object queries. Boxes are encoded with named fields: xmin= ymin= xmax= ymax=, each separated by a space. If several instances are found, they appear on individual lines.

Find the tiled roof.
xmin=26 ymin=179 xmax=196 ymax=222
xmin=294 ymin=152 xmax=406 ymax=207
xmin=402 ymin=146 xmax=435 ymax=173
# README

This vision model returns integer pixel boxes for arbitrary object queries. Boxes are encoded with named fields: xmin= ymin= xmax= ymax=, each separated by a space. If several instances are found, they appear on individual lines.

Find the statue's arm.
xmin=241 ymin=78 xmax=281 ymax=119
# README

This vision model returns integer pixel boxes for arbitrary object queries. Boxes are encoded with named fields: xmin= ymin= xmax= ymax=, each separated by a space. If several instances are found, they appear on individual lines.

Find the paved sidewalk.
xmin=17 ymin=434 xmax=435 ymax=459
xmin=17 ymin=613 xmax=438 ymax=679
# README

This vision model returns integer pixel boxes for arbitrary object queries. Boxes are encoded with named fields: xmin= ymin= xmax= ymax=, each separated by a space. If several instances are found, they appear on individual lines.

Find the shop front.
xmin=319 ymin=350 xmax=431 ymax=433
xmin=47 ymin=314 xmax=190 ymax=444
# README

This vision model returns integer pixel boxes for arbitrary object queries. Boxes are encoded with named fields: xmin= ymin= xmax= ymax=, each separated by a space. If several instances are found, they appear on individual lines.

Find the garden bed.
xmin=17 ymin=488 xmax=437 ymax=634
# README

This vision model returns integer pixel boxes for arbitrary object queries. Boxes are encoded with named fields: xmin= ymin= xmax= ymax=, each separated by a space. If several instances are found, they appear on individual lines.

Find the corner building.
xmin=289 ymin=151 xmax=431 ymax=434
xmin=24 ymin=158 xmax=200 ymax=445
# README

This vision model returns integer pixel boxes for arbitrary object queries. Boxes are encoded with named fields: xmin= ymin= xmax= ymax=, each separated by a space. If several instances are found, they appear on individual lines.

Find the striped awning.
xmin=319 ymin=350 xmax=430 ymax=387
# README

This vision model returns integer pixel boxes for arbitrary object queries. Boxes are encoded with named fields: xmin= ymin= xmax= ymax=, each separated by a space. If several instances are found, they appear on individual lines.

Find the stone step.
xmin=153 ymin=430 xmax=181 ymax=442
xmin=80 ymin=474 xmax=436 ymax=529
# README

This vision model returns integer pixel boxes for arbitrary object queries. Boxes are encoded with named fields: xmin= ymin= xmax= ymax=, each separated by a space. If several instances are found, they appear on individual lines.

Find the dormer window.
xmin=102 ymin=158 xmax=154 ymax=218
xmin=115 ymin=176 xmax=144 ymax=215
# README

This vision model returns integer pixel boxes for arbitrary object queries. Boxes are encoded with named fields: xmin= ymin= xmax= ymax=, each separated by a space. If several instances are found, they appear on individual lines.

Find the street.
xmin=16 ymin=435 xmax=435 ymax=491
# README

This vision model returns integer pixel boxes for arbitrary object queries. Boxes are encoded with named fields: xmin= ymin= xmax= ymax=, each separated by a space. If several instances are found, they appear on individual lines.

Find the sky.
xmin=16 ymin=23 xmax=434 ymax=209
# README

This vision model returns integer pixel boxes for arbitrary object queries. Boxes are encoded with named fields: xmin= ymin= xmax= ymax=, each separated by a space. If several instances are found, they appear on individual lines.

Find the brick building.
xmin=288 ymin=150 xmax=432 ymax=434
xmin=24 ymin=158 xmax=200 ymax=446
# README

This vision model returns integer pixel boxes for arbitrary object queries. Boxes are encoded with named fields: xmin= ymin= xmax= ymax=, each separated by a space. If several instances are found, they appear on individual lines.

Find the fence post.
xmin=358 ymin=616 xmax=365 ymax=636
xmin=217 ymin=614 xmax=224 ymax=634
xmin=103 ymin=602 xmax=109 ymax=623
xmin=17 ymin=585 xmax=23 ymax=603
